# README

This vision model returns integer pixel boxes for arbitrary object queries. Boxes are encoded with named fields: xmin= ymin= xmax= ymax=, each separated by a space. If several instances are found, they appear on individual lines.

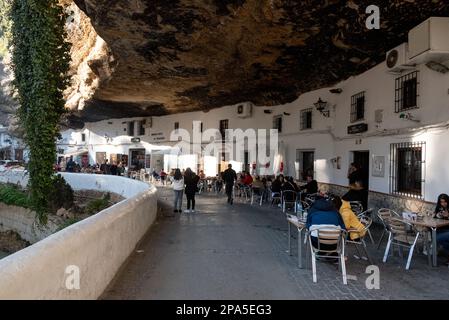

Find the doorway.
xmin=351 ymin=151 xmax=370 ymax=210
xmin=95 ymin=152 xmax=107 ymax=165
xmin=296 ymin=150 xmax=315 ymax=181
xmin=352 ymin=151 xmax=369 ymax=189
xmin=129 ymin=149 xmax=146 ymax=170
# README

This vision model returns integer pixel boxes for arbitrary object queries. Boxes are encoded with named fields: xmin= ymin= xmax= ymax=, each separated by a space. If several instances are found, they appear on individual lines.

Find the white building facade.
xmin=58 ymin=18 xmax=449 ymax=210
xmin=0 ymin=126 xmax=27 ymax=161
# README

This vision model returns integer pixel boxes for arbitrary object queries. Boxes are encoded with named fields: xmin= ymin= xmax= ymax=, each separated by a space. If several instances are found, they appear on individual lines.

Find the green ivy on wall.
xmin=10 ymin=0 xmax=71 ymax=223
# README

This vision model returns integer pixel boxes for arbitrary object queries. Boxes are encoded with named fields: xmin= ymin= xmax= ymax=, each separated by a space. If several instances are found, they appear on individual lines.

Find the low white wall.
xmin=0 ymin=203 xmax=61 ymax=244
xmin=0 ymin=173 xmax=158 ymax=299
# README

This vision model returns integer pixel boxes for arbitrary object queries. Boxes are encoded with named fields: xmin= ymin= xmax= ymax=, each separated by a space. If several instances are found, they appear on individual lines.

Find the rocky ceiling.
xmin=66 ymin=0 xmax=449 ymax=126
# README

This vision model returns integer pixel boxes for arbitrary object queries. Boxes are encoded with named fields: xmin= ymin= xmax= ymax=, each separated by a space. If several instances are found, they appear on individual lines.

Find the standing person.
xmin=434 ymin=194 xmax=449 ymax=265
xmin=100 ymin=159 xmax=110 ymax=174
xmin=184 ymin=168 xmax=200 ymax=213
xmin=66 ymin=156 xmax=76 ymax=172
xmin=117 ymin=161 xmax=125 ymax=176
xmin=110 ymin=161 xmax=118 ymax=175
xmin=348 ymin=163 xmax=362 ymax=186
xmin=223 ymin=164 xmax=237 ymax=204
xmin=160 ymin=169 xmax=167 ymax=185
xmin=171 ymin=169 xmax=184 ymax=213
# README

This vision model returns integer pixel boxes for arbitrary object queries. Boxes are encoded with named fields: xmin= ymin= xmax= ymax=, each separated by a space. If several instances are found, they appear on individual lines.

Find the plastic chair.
xmin=309 ymin=226 xmax=348 ymax=285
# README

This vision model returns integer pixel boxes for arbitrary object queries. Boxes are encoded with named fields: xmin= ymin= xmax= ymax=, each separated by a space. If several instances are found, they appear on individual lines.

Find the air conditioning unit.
xmin=143 ymin=117 xmax=153 ymax=128
xmin=236 ymin=102 xmax=253 ymax=118
xmin=385 ymin=43 xmax=414 ymax=72
xmin=408 ymin=17 xmax=449 ymax=65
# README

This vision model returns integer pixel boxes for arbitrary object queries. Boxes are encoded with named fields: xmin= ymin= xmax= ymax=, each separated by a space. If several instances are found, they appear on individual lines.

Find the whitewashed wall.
xmin=58 ymin=56 xmax=449 ymax=202
xmin=0 ymin=173 xmax=157 ymax=299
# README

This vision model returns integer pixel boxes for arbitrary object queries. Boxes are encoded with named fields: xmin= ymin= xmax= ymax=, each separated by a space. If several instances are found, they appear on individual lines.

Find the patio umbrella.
xmin=273 ymin=141 xmax=285 ymax=176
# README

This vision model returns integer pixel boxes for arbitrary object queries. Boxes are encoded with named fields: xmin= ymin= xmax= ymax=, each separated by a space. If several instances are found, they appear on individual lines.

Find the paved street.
xmin=102 ymin=187 xmax=449 ymax=300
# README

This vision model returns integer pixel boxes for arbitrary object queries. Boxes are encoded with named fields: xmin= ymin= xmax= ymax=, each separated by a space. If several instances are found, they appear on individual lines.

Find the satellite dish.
xmin=386 ymin=49 xmax=399 ymax=69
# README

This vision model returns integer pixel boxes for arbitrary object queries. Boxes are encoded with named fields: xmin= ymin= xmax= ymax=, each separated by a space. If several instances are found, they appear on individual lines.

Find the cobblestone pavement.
xmin=102 ymin=187 xmax=449 ymax=300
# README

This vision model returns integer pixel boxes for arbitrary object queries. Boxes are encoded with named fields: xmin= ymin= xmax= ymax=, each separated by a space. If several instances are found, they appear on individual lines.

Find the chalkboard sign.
xmin=348 ymin=123 xmax=368 ymax=134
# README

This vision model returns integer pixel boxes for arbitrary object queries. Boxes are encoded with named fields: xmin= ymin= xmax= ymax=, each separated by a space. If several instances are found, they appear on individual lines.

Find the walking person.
xmin=223 ymin=164 xmax=237 ymax=204
xmin=184 ymin=168 xmax=200 ymax=213
xmin=171 ymin=168 xmax=184 ymax=213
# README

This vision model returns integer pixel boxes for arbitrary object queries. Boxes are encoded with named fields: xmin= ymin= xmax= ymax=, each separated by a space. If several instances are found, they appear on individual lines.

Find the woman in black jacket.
xmin=184 ymin=168 xmax=200 ymax=213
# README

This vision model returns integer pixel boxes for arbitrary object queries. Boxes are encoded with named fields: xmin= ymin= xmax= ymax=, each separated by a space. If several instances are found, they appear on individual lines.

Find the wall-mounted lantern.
xmin=314 ymin=98 xmax=330 ymax=117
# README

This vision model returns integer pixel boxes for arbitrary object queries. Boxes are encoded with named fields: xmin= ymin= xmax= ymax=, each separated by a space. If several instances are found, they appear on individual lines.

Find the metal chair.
xmin=251 ymin=187 xmax=264 ymax=206
xmin=382 ymin=218 xmax=421 ymax=270
xmin=349 ymin=201 xmax=363 ymax=215
xmin=376 ymin=208 xmax=400 ymax=249
xmin=304 ymin=194 xmax=318 ymax=207
xmin=357 ymin=208 xmax=375 ymax=244
xmin=270 ymin=188 xmax=282 ymax=207
xmin=239 ymin=184 xmax=251 ymax=202
xmin=197 ymin=181 xmax=204 ymax=194
xmin=309 ymin=226 xmax=348 ymax=285
xmin=346 ymin=216 xmax=374 ymax=264
xmin=282 ymin=190 xmax=297 ymax=213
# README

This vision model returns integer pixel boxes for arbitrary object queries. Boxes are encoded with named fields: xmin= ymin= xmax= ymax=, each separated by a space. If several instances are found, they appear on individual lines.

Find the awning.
xmin=59 ymin=149 xmax=88 ymax=157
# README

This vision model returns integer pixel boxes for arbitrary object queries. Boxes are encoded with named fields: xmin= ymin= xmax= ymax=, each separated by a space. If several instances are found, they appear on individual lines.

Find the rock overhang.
xmin=63 ymin=0 xmax=449 ymax=126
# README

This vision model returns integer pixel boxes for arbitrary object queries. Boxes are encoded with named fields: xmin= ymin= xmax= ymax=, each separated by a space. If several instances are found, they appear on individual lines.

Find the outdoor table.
xmin=286 ymin=214 xmax=307 ymax=269
xmin=393 ymin=216 xmax=449 ymax=267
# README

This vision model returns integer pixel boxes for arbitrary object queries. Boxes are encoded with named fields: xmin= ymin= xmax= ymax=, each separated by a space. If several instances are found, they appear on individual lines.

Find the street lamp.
xmin=314 ymin=98 xmax=330 ymax=117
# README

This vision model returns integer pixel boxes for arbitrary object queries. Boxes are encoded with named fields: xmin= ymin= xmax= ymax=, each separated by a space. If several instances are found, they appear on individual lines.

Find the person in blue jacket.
xmin=306 ymin=197 xmax=346 ymax=253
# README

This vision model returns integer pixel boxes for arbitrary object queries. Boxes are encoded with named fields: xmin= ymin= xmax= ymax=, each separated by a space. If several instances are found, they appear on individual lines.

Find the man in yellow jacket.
xmin=333 ymin=196 xmax=366 ymax=240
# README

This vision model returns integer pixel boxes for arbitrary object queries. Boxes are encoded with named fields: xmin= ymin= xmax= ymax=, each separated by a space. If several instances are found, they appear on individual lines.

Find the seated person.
xmin=306 ymin=197 xmax=346 ymax=252
xmin=242 ymin=172 xmax=253 ymax=186
xmin=283 ymin=176 xmax=299 ymax=191
xmin=214 ymin=175 xmax=223 ymax=193
xmin=270 ymin=175 xmax=283 ymax=194
xmin=282 ymin=176 xmax=299 ymax=201
xmin=333 ymin=195 xmax=366 ymax=241
xmin=252 ymin=176 xmax=264 ymax=190
xmin=300 ymin=174 xmax=318 ymax=199
xmin=434 ymin=193 xmax=449 ymax=265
